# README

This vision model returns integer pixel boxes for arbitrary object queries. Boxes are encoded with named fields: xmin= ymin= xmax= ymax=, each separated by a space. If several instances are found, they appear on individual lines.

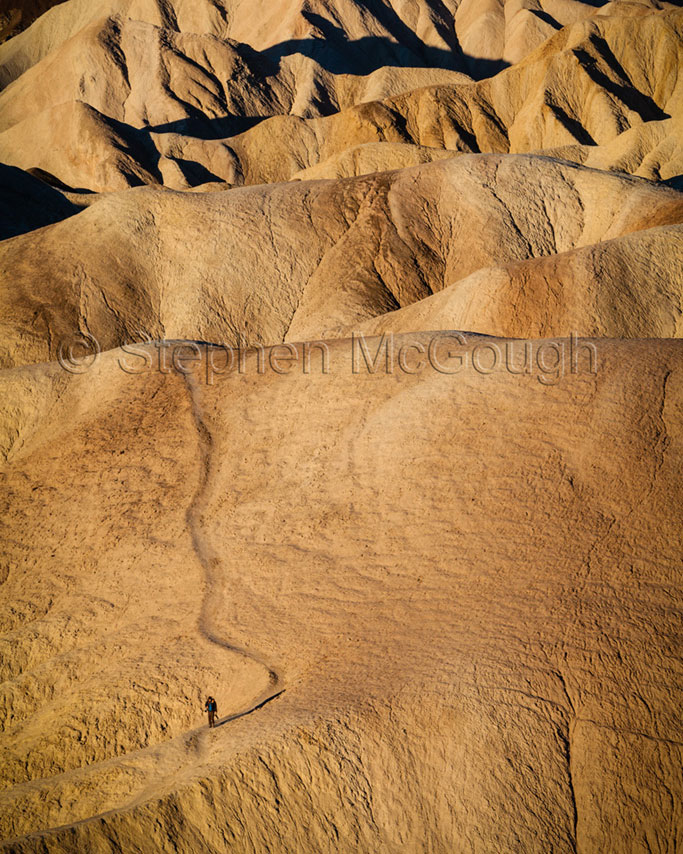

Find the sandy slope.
xmin=1 ymin=336 xmax=682 ymax=851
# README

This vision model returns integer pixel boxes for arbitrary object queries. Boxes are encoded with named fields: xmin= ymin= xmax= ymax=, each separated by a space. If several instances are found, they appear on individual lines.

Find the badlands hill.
xmin=1 ymin=0 xmax=682 ymax=852
xmin=0 ymin=0 xmax=682 ymax=193
xmin=2 ymin=153 xmax=683 ymax=371
xmin=1 ymin=338 xmax=683 ymax=854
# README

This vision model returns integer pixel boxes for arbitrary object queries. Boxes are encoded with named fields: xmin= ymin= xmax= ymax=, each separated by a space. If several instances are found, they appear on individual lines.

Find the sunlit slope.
xmin=2 ymin=154 xmax=683 ymax=371
xmin=0 ymin=336 xmax=682 ymax=851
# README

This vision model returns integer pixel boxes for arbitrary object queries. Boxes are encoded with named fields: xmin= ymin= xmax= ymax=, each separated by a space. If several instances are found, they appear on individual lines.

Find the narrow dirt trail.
xmin=183 ymin=370 xmax=285 ymax=730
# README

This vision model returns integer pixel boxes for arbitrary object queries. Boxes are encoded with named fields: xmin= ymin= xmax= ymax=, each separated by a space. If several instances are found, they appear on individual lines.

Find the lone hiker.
xmin=204 ymin=696 xmax=218 ymax=728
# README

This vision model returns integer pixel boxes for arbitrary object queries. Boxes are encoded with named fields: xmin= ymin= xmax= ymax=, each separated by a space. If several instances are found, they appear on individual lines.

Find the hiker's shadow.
xmin=214 ymin=689 xmax=285 ymax=728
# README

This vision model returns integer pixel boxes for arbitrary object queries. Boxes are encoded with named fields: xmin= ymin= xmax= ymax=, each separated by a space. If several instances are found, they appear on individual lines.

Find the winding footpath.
xmin=183 ymin=369 xmax=285 ymax=729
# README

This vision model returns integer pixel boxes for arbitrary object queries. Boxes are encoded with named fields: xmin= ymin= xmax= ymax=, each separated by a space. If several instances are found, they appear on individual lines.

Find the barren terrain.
xmin=1 ymin=1 xmax=682 ymax=851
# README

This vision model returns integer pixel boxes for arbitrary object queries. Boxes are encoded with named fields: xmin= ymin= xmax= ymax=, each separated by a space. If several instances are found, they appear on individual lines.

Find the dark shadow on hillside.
xmin=530 ymin=9 xmax=562 ymax=30
xmin=142 ymin=30 xmax=509 ymax=142
xmin=137 ymin=8 xmax=512 ymax=144
xmin=261 ymin=12 xmax=509 ymax=79
xmin=547 ymin=103 xmax=597 ymax=145
xmin=575 ymin=38 xmax=669 ymax=122
xmin=142 ymin=25 xmax=510 ymax=142
xmin=144 ymin=114 xmax=265 ymax=139
xmin=0 ymin=162 xmax=81 ymax=240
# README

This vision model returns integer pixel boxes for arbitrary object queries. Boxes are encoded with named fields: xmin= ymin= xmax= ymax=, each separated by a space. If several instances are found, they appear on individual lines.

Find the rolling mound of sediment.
xmin=1 ymin=337 xmax=683 ymax=853
xmin=2 ymin=154 xmax=683 ymax=370
xmin=1 ymin=0 xmax=682 ymax=851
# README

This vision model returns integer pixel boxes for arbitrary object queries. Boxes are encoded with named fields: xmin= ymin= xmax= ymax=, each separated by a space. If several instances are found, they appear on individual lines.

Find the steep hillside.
xmin=1 ymin=337 xmax=682 ymax=852
xmin=0 ymin=1 xmax=681 ymax=192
